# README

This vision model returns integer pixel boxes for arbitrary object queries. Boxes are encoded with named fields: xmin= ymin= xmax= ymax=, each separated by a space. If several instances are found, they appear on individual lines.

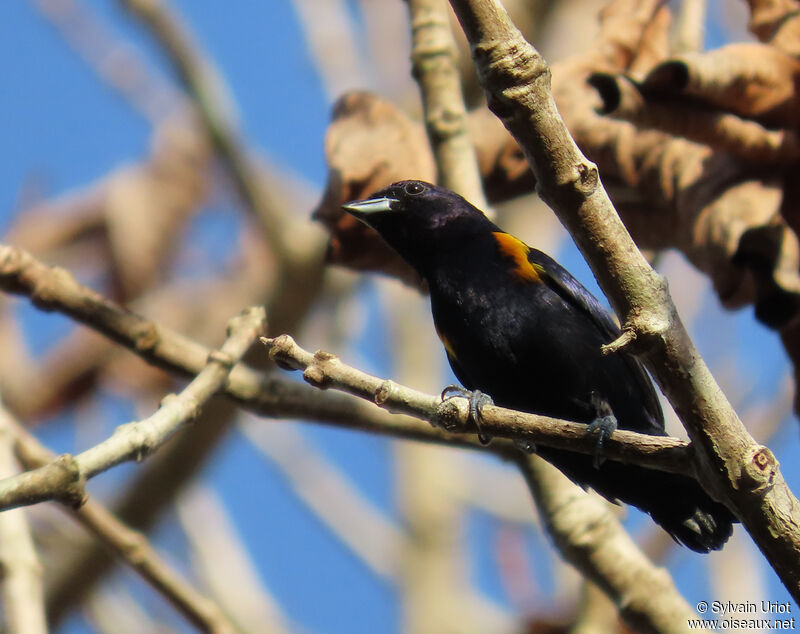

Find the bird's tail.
xmin=540 ymin=448 xmax=736 ymax=553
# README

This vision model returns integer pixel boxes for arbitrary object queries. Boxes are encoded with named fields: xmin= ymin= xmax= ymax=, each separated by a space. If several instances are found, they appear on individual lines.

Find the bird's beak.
xmin=341 ymin=197 xmax=398 ymax=219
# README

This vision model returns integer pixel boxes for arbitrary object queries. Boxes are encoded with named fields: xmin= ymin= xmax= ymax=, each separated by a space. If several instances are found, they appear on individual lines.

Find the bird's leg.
xmin=586 ymin=392 xmax=617 ymax=468
xmin=440 ymin=385 xmax=494 ymax=444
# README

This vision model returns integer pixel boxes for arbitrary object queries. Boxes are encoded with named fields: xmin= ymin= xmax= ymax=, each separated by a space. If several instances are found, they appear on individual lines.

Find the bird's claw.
xmin=586 ymin=393 xmax=617 ymax=468
xmin=440 ymin=385 xmax=494 ymax=444
xmin=586 ymin=415 xmax=616 ymax=468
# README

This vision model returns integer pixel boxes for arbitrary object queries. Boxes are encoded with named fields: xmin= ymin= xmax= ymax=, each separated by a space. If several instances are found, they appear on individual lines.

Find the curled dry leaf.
xmin=589 ymin=71 xmax=800 ymax=163
xmin=746 ymin=0 xmax=800 ymax=57
xmin=312 ymin=91 xmax=435 ymax=287
xmin=594 ymin=0 xmax=671 ymax=74
xmin=638 ymin=43 xmax=800 ymax=128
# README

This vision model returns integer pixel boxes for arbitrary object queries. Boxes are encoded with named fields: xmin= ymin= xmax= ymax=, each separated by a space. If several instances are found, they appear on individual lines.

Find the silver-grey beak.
xmin=341 ymin=197 xmax=398 ymax=216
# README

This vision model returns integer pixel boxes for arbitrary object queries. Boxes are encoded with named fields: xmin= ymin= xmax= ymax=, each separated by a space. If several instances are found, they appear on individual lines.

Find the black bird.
xmin=343 ymin=180 xmax=735 ymax=552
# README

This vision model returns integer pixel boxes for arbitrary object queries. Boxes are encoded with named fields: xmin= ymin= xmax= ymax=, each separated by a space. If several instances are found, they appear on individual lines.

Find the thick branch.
xmin=517 ymin=455 xmax=696 ymax=633
xmin=446 ymin=0 xmax=800 ymax=600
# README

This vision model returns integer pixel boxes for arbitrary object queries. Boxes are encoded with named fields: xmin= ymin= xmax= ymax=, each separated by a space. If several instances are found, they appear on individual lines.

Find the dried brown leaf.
xmin=313 ymin=91 xmax=435 ymax=286
xmin=746 ymin=0 xmax=800 ymax=56
xmin=641 ymin=43 xmax=800 ymax=128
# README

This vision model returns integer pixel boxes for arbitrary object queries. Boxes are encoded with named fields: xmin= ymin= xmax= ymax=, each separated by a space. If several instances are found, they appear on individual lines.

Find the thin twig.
xmin=290 ymin=0 xmax=369 ymax=98
xmin=671 ymin=0 xmax=707 ymax=54
xmin=264 ymin=334 xmax=692 ymax=475
xmin=34 ymin=0 xmax=184 ymax=124
xmin=0 ymin=306 xmax=266 ymax=511
xmin=177 ymin=484 xmax=291 ymax=634
xmin=13 ymin=414 xmax=243 ymax=634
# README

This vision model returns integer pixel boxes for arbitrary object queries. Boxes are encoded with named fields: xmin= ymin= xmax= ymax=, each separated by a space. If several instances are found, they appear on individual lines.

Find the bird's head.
xmin=342 ymin=180 xmax=494 ymax=275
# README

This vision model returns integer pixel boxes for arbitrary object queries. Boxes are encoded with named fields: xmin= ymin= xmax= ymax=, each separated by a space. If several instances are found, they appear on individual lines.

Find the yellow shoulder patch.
xmin=492 ymin=232 xmax=543 ymax=283
xmin=434 ymin=323 xmax=458 ymax=360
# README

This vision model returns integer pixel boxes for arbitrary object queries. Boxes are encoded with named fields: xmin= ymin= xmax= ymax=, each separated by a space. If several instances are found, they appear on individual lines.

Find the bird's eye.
xmin=404 ymin=182 xmax=426 ymax=196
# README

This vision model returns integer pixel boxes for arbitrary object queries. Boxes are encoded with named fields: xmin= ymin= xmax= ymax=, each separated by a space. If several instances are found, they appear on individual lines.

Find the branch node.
xmin=431 ymin=397 xmax=466 ymax=432
xmin=738 ymin=445 xmax=778 ymax=494
xmin=602 ymin=328 xmax=636 ymax=355
xmin=303 ymin=365 xmax=329 ymax=389
xmin=31 ymin=266 xmax=74 ymax=312
xmin=114 ymin=421 xmax=155 ymax=461
xmin=265 ymin=334 xmax=305 ymax=371
xmin=227 ymin=306 xmax=267 ymax=337
xmin=576 ymin=161 xmax=599 ymax=195
xmin=374 ymin=380 xmax=396 ymax=406
xmin=132 ymin=322 xmax=160 ymax=352
xmin=207 ymin=349 xmax=234 ymax=369
xmin=52 ymin=454 xmax=87 ymax=508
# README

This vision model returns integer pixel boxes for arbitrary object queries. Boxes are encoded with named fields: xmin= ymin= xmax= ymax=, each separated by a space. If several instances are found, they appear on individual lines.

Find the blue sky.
xmin=2 ymin=1 xmax=797 ymax=632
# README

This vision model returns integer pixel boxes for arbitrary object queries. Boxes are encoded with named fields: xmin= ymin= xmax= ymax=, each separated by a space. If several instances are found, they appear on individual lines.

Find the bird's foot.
xmin=587 ymin=393 xmax=617 ymax=468
xmin=439 ymin=385 xmax=494 ymax=444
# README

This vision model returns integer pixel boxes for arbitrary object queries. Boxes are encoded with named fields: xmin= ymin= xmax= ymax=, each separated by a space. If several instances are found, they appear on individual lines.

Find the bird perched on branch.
xmin=343 ymin=180 xmax=735 ymax=552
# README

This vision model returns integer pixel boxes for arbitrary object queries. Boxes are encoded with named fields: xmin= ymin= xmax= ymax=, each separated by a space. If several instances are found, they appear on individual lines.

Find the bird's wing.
xmin=528 ymin=248 xmax=665 ymax=429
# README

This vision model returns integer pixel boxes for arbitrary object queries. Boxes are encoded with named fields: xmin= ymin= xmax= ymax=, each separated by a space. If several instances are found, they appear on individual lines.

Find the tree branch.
xmin=0 ymin=239 xmax=717 ymax=631
xmin=240 ymin=418 xmax=407 ymax=582
xmin=0 ymin=406 xmax=47 ymax=634
xmin=264 ymin=333 xmax=691 ymax=475
xmin=0 ymin=222 xmax=702 ymax=630
xmin=446 ymin=0 xmax=800 ymax=600
xmin=264 ymin=334 xmax=698 ymax=632
xmin=0 ymin=243 xmax=479 ymax=452
xmin=9 ymin=410 xmax=238 ymax=634
xmin=408 ymin=0 xmax=489 ymax=207
xmin=0 ymin=306 xmax=266 ymax=511
xmin=516 ymin=455 xmax=696 ymax=633
xmin=119 ymin=0 xmax=293 ymax=261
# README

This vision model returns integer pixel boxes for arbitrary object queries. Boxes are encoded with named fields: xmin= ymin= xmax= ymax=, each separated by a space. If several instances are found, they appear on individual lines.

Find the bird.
xmin=342 ymin=179 xmax=735 ymax=552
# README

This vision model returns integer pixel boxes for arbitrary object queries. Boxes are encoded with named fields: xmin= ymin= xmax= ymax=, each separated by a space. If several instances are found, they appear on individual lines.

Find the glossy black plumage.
xmin=343 ymin=180 xmax=735 ymax=552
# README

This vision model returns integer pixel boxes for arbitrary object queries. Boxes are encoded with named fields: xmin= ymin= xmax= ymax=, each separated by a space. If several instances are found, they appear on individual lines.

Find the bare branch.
xmin=291 ymin=0 xmax=370 ymax=97
xmin=0 ymin=243 xmax=481 ymax=450
xmin=0 ymin=306 xmax=266 ymax=512
xmin=241 ymin=418 xmax=406 ymax=582
xmin=671 ymin=0 xmax=707 ymax=54
xmin=445 ymin=0 xmax=800 ymax=601
xmin=517 ymin=455 xmax=696 ymax=633
xmin=13 ymin=422 xmax=245 ymax=634
xmin=0 ymin=240 xmax=695 ymax=629
xmin=409 ymin=0 xmax=488 ymax=207
xmin=0 ymin=406 xmax=47 ymax=634
xmin=264 ymin=333 xmax=692 ymax=475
